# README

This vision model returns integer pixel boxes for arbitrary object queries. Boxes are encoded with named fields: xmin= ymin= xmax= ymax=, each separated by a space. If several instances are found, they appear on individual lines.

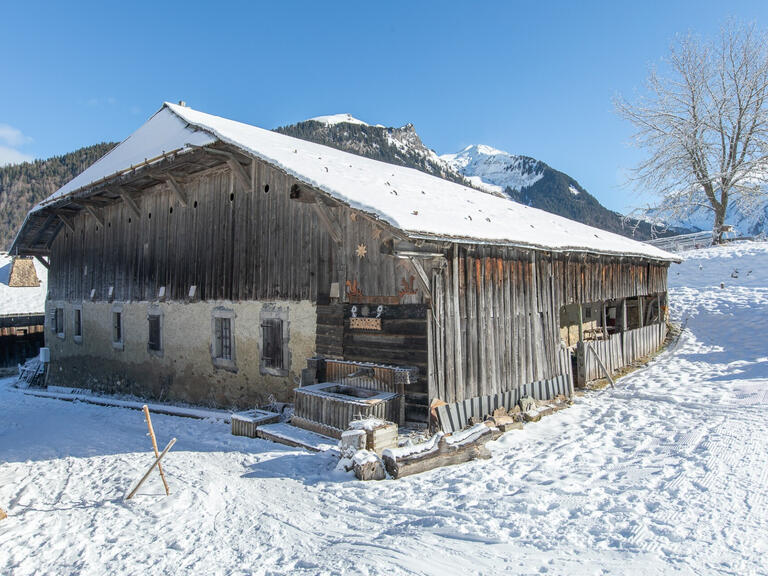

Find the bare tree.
xmin=617 ymin=22 xmax=768 ymax=243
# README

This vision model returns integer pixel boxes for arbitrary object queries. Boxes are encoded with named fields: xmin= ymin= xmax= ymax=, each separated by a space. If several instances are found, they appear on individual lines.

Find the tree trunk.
xmin=712 ymin=203 xmax=727 ymax=244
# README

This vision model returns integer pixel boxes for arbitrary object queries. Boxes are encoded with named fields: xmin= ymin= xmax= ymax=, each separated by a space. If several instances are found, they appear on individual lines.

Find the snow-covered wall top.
xmin=0 ymin=253 xmax=47 ymax=316
xmin=36 ymin=103 xmax=677 ymax=261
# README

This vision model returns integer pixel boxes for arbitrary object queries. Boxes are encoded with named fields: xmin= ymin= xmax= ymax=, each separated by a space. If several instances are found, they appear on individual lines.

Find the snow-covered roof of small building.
xmin=31 ymin=103 xmax=677 ymax=262
xmin=0 ymin=254 xmax=47 ymax=316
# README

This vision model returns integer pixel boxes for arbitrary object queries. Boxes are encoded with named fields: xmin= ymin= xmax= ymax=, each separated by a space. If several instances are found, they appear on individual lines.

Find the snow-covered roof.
xmin=32 ymin=102 xmax=677 ymax=261
xmin=36 ymin=108 xmax=215 ymax=209
xmin=0 ymin=253 xmax=47 ymax=316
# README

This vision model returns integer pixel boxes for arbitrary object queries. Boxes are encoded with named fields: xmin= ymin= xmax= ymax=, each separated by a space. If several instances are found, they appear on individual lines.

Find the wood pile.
xmin=347 ymin=418 xmax=397 ymax=454
xmin=382 ymin=424 xmax=495 ymax=479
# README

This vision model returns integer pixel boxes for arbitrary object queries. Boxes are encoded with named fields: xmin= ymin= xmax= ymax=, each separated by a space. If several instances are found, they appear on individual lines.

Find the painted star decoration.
xmin=356 ymin=244 xmax=367 ymax=259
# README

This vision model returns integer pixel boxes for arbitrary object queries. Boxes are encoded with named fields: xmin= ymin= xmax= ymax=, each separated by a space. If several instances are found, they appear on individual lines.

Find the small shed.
xmin=0 ymin=253 xmax=47 ymax=372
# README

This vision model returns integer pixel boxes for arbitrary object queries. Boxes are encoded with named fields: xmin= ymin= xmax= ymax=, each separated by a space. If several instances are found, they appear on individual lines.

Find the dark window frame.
xmin=260 ymin=307 xmax=290 ymax=376
xmin=73 ymin=304 xmax=83 ymax=343
xmin=147 ymin=307 xmax=163 ymax=356
xmin=112 ymin=303 xmax=124 ymax=350
xmin=211 ymin=308 xmax=236 ymax=371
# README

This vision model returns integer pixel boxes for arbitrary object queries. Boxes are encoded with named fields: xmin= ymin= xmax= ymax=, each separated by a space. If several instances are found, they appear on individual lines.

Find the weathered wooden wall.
xmin=47 ymin=161 xmax=335 ymax=303
xmin=430 ymin=244 xmax=670 ymax=404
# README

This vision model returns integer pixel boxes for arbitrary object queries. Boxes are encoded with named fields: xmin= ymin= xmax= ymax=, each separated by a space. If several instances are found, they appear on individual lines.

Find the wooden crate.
xmin=231 ymin=409 xmax=281 ymax=438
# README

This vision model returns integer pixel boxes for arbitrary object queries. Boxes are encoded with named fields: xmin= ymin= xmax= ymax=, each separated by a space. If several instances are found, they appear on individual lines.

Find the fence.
xmin=578 ymin=323 xmax=668 ymax=384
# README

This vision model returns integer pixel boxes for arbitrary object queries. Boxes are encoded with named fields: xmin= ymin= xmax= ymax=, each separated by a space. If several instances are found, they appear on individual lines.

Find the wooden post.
xmin=452 ymin=244 xmax=464 ymax=390
xmin=143 ymin=405 xmax=170 ymax=496
xmin=125 ymin=438 xmax=177 ymax=500
xmin=638 ymin=296 xmax=644 ymax=328
xmin=656 ymin=292 xmax=662 ymax=324
xmin=601 ymin=301 xmax=608 ymax=338
xmin=577 ymin=302 xmax=584 ymax=343
xmin=620 ymin=299 xmax=627 ymax=332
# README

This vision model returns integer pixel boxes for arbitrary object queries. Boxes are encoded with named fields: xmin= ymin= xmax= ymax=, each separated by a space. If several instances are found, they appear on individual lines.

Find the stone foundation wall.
xmin=45 ymin=299 xmax=316 ymax=408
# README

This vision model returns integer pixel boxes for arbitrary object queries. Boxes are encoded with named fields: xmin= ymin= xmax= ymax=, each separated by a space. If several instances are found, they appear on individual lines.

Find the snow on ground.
xmin=1 ymin=242 xmax=767 ymax=575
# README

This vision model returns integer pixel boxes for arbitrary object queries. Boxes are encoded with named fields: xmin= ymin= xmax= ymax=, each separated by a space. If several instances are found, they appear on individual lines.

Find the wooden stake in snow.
xmin=143 ymin=405 xmax=170 ymax=496
xmin=0 ymin=507 xmax=7 ymax=520
xmin=125 ymin=438 xmax=176 ymax=501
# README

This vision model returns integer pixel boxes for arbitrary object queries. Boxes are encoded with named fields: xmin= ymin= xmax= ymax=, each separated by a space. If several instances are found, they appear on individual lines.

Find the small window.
xmin=112 ymin=303 xmax=124 ymax=350
xmin=262 ymin=319 xmax=283 ymax=370
xmin=214 ymin=317 xmax=232 ymax=359
xmin=148 ymin=313 xmax=162 ymax=354
xmin=260 ymin=307 xmax=289 ymax=376
xmin=73 ymin=306 xmax=83 ymax=343
xmin=211 ymin=308 xmax=236 ymax=370
xmin=54 ymin=307 xmax=65 ymax=339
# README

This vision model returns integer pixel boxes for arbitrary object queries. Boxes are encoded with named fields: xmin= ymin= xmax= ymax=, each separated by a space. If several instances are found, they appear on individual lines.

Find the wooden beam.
xmin=45 ymin=221 xmax=64 ymax=249
xmin=621 ymin=299 xmax=627 ymax=332
xmin=32 ymin=213 xmax=57 ymax=245
xmin=452 ymin=243 xmax=464 ymax=388
xmin=57 ymin=213 xmax=75 ymax=234
xmin=227 ymin=159 xmax=252 ymax=192
xmin=120 ymin=192 xmax=142 ymax=218
xmin=408 ymin=257 xmax=432 ymax=300
xmin=35 ymin=255 xmax=50 ymax=269
xmin=250 ymin=158 xmax=257 ymax=193
xmin=74 ymin=197 xmax=110 ymax=207
xmin=313 ymin=201 xmax=342 ymax=245
xmin=165 ymin=174 xmax=188 ymax=207
xmin=85 ymin=205 xmax=104 ymax=227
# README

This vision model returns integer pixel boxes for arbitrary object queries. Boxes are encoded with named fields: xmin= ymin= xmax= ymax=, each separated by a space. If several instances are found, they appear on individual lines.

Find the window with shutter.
xmin=261 ymin=319 xmax=283 ymax=369
xmin=260 ymin=307 xmax=289 ymax=376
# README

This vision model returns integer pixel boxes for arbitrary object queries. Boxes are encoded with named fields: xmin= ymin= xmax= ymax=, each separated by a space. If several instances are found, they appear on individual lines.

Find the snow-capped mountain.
xmin=307 ymin=113 xmax=371 ymax=127
xmin=275 ymin=115 xmax=464 ymax=184
xmin=440 ymin=144 xmax=679 ymax=239
xmin=275 ymin=116 xmax=683 ymax=240
xmin=441 ymin=145 xmax=545 ymax=195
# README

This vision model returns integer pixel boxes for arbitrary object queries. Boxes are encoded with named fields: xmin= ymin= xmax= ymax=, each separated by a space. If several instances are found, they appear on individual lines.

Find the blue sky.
xmin=1 ymin=1 xmax=767 ymax=212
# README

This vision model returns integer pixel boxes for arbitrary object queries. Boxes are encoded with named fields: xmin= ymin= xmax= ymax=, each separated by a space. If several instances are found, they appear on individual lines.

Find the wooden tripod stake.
xmin=125 ymin=438 xmax=176 ymax=501
xmin=143 ymin=405 xmax=170 ymax=495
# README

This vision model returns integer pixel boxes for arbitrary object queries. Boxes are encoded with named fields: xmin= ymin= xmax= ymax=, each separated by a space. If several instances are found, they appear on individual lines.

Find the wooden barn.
xmin=10 ymin=103 xmax=677 ymax=428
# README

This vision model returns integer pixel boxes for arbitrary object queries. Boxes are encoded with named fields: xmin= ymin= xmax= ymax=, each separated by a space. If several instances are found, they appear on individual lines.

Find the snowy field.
xmin=1 ymin=242 xmax=767 ymax=575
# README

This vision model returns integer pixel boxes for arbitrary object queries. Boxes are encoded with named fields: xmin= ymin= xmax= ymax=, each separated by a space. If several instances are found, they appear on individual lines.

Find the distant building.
xmin=10 ymin=103 xmax=677 ymax=424
xmin=0 ymin=254 xmax=46 ymax=373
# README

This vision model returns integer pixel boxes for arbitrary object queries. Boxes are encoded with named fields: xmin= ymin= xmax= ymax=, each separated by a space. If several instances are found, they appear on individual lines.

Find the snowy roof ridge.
xmin=32 ymin=102 xmax=678 ymax=262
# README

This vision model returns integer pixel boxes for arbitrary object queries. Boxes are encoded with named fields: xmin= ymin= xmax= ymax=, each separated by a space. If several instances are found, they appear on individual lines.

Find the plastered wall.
xmin=45 ymin=299 xmax=316 ymax=408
